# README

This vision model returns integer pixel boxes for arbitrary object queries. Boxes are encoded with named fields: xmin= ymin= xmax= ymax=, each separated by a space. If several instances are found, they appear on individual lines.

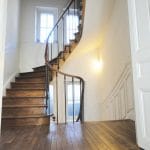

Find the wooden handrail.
xmin=44 ymin=0 xmax=85 ymax=122
xmin=47 ymin=0 xmax=74 ymax=42
xmin=45 ymin=38 xmax=85 ymax=122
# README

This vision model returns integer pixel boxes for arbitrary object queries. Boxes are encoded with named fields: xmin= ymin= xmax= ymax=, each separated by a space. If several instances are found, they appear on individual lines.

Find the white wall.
xmin=99 ymin=0 xmax=135 ymax=120
xmin=18 ymin=0 xmax=134 ymax=122
xmin=60 ymin=49 xmax=103 ymax=121
xmin=77 ymin=0 xmax=115 ymax=53
xmin=0 ymin=0 xmax=7 ymax=131
xmin=60 ymin=0 xmax=135 ymax=121
xmin=18 ymin=0 xmax=116 ymax=121
xmin=100 ymin=64 xmax=135 ymax=121
xmin=59 ymin=0 xmax=116 ymax=121
xmin=19 ymin=0 xmax=68 ymax=72
xmin=3 ymin=0 xmax=20 ymax=95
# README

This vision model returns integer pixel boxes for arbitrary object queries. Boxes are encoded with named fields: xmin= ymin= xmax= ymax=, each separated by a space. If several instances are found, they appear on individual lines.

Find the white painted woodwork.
xmin=0 ymin=0 xmax=7 ymax=132
xmin=100 ymin=64 xmax=135 ymax=121
xmin=128 ymin=0 xmax=150 ymax=149
xmin=3 ymin=0 xmax=20 ymax=96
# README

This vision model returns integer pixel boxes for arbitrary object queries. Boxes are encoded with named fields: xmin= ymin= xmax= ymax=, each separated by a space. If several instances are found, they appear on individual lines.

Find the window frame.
xmin=66 ymin=81 xmax=81 ymax=121
xmin=35 ymin=7 xmax=58 ymax=43
xmin=64 ymin=9 xmax=79 ymax=44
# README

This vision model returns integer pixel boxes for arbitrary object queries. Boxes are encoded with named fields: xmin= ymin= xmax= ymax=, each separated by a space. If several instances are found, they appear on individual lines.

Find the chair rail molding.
xmin=100 ymin=63 xmax=135 ymax=121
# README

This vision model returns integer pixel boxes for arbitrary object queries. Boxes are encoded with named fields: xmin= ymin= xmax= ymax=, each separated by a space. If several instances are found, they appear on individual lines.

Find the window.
xmin=66 ymin=13 xmax=79 ymax=44
xmin=40 ymin=13 xmax=54 ymax=43
xmin=35 ymin=7 xmax=57 ymax=43
xmin=67 ymin=82 xmax=80 ymax=122
xmin=49 ymin=85 xmax=54 ymax=114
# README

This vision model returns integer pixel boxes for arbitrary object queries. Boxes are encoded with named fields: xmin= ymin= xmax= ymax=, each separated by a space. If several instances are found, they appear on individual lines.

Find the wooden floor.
xmin=0 ymin=120 xmax=139 ymax=150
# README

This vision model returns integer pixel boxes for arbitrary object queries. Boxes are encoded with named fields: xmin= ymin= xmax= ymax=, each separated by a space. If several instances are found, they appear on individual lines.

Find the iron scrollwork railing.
xmin=44 ymin=0 xmax=85 ymax=123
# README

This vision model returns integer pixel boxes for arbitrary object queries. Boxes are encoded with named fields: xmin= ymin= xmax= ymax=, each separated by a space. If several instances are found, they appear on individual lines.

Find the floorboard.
xmin=0 ymin=120 xmax=139 ymax=150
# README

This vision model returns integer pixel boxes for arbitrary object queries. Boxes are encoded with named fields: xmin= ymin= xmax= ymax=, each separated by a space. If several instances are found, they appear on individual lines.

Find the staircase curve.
xmin=2 ymin=0 xmax=85 ymax=126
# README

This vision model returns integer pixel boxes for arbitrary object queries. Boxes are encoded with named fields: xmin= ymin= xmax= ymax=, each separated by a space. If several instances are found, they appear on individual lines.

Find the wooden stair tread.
xmin=74 ymin=31 xmax=80 ymax=35
xmin=65 ymin=45 xmax=71 ymax=47
xmin=3 ymin=105 xmax=47 ymax=108
xmin=7 ymin=88 xmax=45 ymax=91
xmin=33 ymin=65 xmax=45 ymax=69
xmin=3 ymin=96 xmax=46 ymax=99
xmin=16 ymin=76 xmax=45 ymax=79
xmin=11 ymin=87 xmax=45 ymax=91
xmin=13 ymin=82 xmax=45 ymax=84
xmin=11 ymin=82 xmax=45 ymax=84
xmin=2 ymin=0 xmax=84 ymax=127
xmin=20 ymin=70 xmax=45 ymax=74
xmin=2 ymin=114 xmax=50 ymax=119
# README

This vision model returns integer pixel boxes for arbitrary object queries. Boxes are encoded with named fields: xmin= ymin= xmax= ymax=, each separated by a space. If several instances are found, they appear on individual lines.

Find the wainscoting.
xmin=100 ymin=63 xmax=135 ymax=121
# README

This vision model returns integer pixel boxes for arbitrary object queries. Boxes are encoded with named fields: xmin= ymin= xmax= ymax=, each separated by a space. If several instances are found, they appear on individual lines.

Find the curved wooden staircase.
xmin=2 ymin=70 xmax=50 ymax=126
xmin=2 ymin=0 xmax=85 ymax=127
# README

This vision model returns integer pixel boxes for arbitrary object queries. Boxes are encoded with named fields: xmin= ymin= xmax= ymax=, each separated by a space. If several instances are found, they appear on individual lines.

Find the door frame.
xmin=127 ymin=0 xmax=150 ymax=149
xmin=0 ymin=0 xmax=7 ymax=132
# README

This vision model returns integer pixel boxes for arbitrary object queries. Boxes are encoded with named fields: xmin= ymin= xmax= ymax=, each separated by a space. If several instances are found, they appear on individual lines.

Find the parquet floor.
xmin=0 ymin=120 xmax=139 ymax=150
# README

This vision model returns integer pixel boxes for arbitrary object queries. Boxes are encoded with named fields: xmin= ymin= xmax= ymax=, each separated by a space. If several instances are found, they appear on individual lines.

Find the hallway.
xmin=0 ymin=120 xmax=139 ymax=150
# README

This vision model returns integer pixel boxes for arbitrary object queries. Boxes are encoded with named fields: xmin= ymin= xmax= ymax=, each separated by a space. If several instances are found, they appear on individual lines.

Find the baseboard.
xmin=125 ymin=109 xmax=135 ymax=121
xmin=3 ymin=71 xmax=18 ymax=96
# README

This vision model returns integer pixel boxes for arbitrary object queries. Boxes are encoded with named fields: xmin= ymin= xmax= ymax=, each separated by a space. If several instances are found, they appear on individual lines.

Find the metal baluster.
xmin=72 ymin=77 xmax=75 ymax=123
xmin=43 ymin=0 xmax=85 ymax=124
xmin=45 ymin=65 xmax=48 ymax=114
xmin=74 ymin=0 xmax=76 ymax=16
xmin=64 ymin=75 xmax=67 ymax=124
xmin=56 ymin=72 xmax=59 ymax=124
xmin=51 ymin=42 xmax=52 ymax=60
xmin=80 ymin=79 xmax=82 ymax=121
xmin=57 ymin=25 xmax=60 ymax=69
xmin=67 ymin=9 xmax=71 ymax=53
xmin=49 ymin=82 xmax=51 ymax=115
xmin=48 ymin=44 xmax=50 ymax=115
xmin=62 ymin=17 xmax=65 ymax=61
xmin=72 ymin=2 xmax=74 ymax=42
xmin=74 ymin=0 xmax=76 ymax=40
xmin=80 ymin=79 xmax=84 ymax=122
xmin=45 ymin=43 xmax=50 ymax=115
xmin=68 ymin=9 xmax=70 ymax=44
xmin=74 ymin=0 xmax=77 ymax=38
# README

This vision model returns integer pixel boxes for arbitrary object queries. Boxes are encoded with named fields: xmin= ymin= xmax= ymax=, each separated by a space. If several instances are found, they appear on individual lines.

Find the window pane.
xmin=67 ymin=83 xmax=80 ymax=122
xmin=66 ymin=15 xmax=79 ymax=43
xmin=50 ymin=85 xmax=54 ymax=114
xmin=40 ymin=13 xmax=54 ymax=43
xmin=75 ymin=84 xmax=80 ymax=100
xmin=47 ymin=14 xmax=54 ymax=28
xmin=40 ymin=13 xmax=54 ymax=28
xmin=67 ymin=85 xmax=73 ymax=100
xmin=40 ymin=28 xmax=47 ymax=43
xmin=40 ymin=13 xmax=47 ymax=28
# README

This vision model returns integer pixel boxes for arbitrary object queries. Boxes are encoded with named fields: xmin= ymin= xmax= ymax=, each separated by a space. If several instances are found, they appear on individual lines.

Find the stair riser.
xmin=75 ymin=34 xmax=81 ymax=42
xmin=34 ymin=67 xmax=45 ymax=72
xmin=7 ymin=90 xmax=45 ymax=97
xmin=2 ymin=117 xmax=50 ymax=126
xmin=11 ymin=83 xmax=45 ymax=88
xmin=16 ymin=78 xmax=45 ymax=83
xmin=65 ymin=46 xmax=71 ymax=52
xmin=11 ymin=87 xmax=45 ymax=90
xmin=20 ymin=72 xmax=46 ymax=77
xmin=3 ymin=99 xmax=45 ymax=106
xmin=3 ymin=107 xmax=45 ymax=116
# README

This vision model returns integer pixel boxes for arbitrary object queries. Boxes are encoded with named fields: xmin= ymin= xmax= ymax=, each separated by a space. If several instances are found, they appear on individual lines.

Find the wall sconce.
xmin=93 ymin=59 xmax=103 ymax=71
xmin=91 ymin=49 xmax=103 ymax=73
